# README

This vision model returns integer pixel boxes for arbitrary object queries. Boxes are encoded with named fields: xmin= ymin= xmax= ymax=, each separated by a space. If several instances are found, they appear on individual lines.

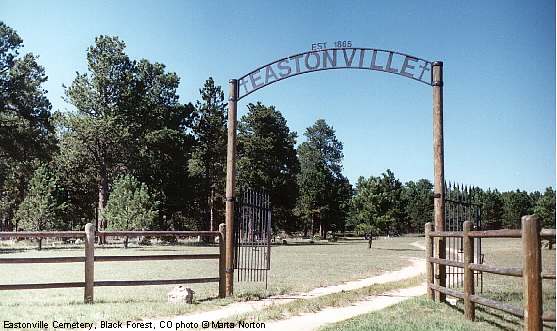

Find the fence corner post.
xmin=218 ymin=223 xmax=226 ymax=298
xmin=84 ymin=223 xmax=95 ymax=303
xmin=522 ymin=215 xmax=542 ymax=331
xmin=463 ymin=220 xmax=475 ymax=321
xmin=425 ymin=222 xmax=435 ymax=300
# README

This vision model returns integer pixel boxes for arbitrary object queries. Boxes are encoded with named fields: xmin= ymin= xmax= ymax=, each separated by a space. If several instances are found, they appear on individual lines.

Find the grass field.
xmin=0 ymin=236 xmax=423 ymax=325
xmin=320 ymin=238 xmax=556 ymax=331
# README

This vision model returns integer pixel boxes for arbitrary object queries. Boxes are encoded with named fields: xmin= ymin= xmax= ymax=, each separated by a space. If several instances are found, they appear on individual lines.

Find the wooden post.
xmin=218 ymin=223 xmax=226 ymax=298
xmin=425 ymin=222 xmax=435 ymax=300
xmin=432 ymin=61 xmax=446 ymax=302
xmin=84 ymin=223 xmax=95 ymax=303
xmin=522 ymin=215 xmax=542 ymax=331
xmin=225 ymin=79 xmax=238 ymax=296
xmin=463 ymin=221 xmax=475 ymax=321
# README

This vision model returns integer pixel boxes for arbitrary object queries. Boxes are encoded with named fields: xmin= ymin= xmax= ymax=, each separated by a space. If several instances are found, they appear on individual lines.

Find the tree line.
xmin=1 ymin=23 xmax=554 ymax=237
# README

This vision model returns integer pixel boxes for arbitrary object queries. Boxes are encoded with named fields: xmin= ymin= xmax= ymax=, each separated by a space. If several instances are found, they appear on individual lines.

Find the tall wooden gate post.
xmin=522 ymin=215 xmax=542 ymax=331
xmin=432 ymin=61 xmax=446 ymax=302
xmin=84 ymin=223 xmax=95 ymax=303
xmin=225 ymin=79 xmax=238 ymax=297
xmin=425 ymin=222 xmax=435 ymax=300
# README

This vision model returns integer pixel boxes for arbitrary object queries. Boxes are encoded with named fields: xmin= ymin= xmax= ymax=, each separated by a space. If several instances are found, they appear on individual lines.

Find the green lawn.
xmin=0 ymin=237 xmax=423 ymax=325
xmin=321 ymin=238 xmax=556 ymax=331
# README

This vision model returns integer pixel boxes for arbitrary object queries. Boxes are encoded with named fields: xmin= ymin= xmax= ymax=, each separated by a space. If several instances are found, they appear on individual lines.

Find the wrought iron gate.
xmin=445 ymin=182 xmax=484 ymax=291
xmin=233 ymin=189 xmax=272 ymax=286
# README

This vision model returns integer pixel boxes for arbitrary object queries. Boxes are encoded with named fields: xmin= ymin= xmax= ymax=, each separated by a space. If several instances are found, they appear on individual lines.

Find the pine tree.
xmin=188 ymin=77 xmax=227 ymax=231
xmin=237 ymin=102 xmax=300 ymax=232
xmin=0 ymin=22 xmax=56 ymax=231
xmin=103 ymin=175 xmax=158 ymax=247
xmin=296 ymin=119 xmax=350 ymax=237
xmin=14 ymin=165 xmax=66 ymax=249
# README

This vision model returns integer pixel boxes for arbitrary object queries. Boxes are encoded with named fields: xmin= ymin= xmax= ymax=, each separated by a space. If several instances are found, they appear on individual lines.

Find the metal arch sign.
xmin=236 ymin=48 xmax=433 ymax=100
xmin=224 ymin=46 xmax=446 ymax=298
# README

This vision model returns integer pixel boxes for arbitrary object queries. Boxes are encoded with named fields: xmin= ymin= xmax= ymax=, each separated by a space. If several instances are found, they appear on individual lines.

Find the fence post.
xmin=218 ymin=223 xmax=226 ymax=298
xmin=463 ymin=221 xmax=475 ymax=321
xmin=522 ymin=215 xmax=542 ymax=331
xmin=425 ymin=222 xmax=435 ymax=300
xmin=84 ymin=223 xmax=95 ymax=303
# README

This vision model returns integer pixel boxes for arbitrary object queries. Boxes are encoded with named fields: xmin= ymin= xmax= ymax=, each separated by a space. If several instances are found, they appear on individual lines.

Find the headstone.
xmin=167 ymin=286 xmax=194 ymax=304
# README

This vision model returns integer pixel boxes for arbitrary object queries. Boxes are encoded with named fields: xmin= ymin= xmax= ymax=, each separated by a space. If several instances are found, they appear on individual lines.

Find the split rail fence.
xmin=0 ymin=223 xmax=226 ymax=303
xmin=426 ymin=215 xmax=556 ymax=331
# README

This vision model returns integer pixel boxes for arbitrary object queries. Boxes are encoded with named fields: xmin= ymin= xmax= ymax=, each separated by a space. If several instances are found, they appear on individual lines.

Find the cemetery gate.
xmin=233 ymin=189 xmax=272 ymax=287
xmin=445 ymin=183 xmax=484 ymax=291
xmin=224 ymin=46 xmax=447 ymax=297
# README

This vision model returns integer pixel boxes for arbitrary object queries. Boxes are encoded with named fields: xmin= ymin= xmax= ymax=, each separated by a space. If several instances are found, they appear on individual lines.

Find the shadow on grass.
xmin=445 ymin=302 xmax=521 ymax=331
xmin=271 ymin=241 xmax=369 ymax=247
xmin=444 ymin=299 xmax=556 ymax=331
xmin=0 ymin=248 xmax=26 ymax=254
xmin=1 ymin=295 xmax=225 ymax=307
xmin=371 ymin=247 xmax=423 ymax=252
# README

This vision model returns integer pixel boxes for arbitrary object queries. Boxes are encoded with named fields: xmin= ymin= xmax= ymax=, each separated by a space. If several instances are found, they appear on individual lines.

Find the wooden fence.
xmin=0 ymin=223 xmax=226 ymax=303
xmin=426 ymin=215 xmax=556 ymax=331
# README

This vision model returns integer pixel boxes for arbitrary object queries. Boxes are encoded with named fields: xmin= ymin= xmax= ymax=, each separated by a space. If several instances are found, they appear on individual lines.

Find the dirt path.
xmin=100 ymin=242 xmax=426 ymax=330
xmin=255 ymin=284 xmax=427 ymax=331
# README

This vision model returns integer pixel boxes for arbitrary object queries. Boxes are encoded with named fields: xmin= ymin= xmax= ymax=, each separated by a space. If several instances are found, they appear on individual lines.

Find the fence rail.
xmin=0 ymin=224 xmax=227 ymax=302
xmin=426 ymin=215 xmax=556 ymax=331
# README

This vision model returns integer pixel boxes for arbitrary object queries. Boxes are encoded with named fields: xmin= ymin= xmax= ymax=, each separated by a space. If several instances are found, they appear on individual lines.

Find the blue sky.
xmin=2 ymin=0 xmax=555 ymax=192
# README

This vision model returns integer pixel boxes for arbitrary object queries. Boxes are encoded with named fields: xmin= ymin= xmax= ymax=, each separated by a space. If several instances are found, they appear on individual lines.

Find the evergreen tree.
xmin=296 ymin=119 xmax=350 ymax=237
xmin=501 ymin=189 xmax=533 ymax=228
xmin=0 ymin=22 xmax=56 ymax=231
xmin=533 ymin=187 xmax=555 ymax=228
xmin=60 ymin=35 xmax=194 ymax=232
xmin=62 ymin=35 xmax=134 ymax=234
xmin=14 ymin=165 xmax=66 ymax=249
xmin=348 ymin=170 xmax=406 ymax=235
xmin=103 ymin=175 xmax=158 ymax=247
xmin=188 ymin=77 xmax=227 ymax=231
xmin=479 ymin=189 xmax=504 ymax=230
xmin=402 ymin=179 xmax=433 ymax=232
xmin=237 ymin=102 xmax=300 ymax=232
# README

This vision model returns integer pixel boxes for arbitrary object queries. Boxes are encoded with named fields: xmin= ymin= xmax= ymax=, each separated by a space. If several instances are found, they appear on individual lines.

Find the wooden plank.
xmin=542 ymin=311 xmax=556 ymax=322
xmin=0 ymin=277 xmax=220 ymax=290
xmin=0 ymin=282 xmax=85 ymax=290
xmin=542 ymin=272 xmax=556 ymax=280
xmin=428 ymin=283 xmax=464 ymax=299
xmin=469 ymin=263 xmax=522 ymax=277
xmin=94 ymin=278 xmax=219 ymax=287
xmin=428 ymin=257 xmax=464 ymax=268
xmin=0 ymin=257 xmax=85 ymax=264
xmin=0 ymin=231 xmax=85 ymax=239
xmin=470 ymin=294 xmax=524 ymax=318
xmin=522 ymin=215 xmax=542 ymax=330
xmin=98 ymin=231 xmax=220 ymax=238
xmin=540 ymin=229 xmax=556 ymax=239
xmin=429 ymin=231 xmax=463 ymax=238
xmin=467 ymin=229 xmax=521 ymax=238
xmin=94 ymin=254 xmax=220 ymax=262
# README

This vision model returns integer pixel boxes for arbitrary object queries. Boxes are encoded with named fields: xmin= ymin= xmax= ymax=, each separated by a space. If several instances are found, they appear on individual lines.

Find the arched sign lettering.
xmin=237 ymin=48 xmax=433 ymax=100
xmin=223 ymin=47 xmax=446 ymax=299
